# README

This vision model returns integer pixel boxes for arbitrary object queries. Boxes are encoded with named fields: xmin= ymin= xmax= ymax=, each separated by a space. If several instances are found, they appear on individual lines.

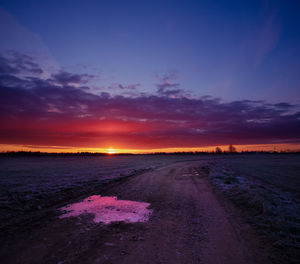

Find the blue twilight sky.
xmin=0 ymin=0 xmax=300 ymax=103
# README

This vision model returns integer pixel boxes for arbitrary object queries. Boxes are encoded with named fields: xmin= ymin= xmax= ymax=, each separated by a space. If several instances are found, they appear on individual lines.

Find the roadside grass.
xmin=197 ymin=161 xmax=300 ymax=264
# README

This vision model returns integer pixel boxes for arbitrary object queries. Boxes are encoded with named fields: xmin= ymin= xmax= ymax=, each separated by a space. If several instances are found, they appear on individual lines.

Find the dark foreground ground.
xmin=0 ymin=160 xmax=273 ymax=264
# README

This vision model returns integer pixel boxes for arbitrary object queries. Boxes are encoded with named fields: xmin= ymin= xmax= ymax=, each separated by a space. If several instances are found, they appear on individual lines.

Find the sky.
xmin=0 ymin=0 xmax=300 ymax=153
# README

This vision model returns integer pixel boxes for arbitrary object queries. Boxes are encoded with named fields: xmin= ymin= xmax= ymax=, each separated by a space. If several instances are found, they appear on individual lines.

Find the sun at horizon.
xmin=107 ymin=148 xmax=116 ymax=154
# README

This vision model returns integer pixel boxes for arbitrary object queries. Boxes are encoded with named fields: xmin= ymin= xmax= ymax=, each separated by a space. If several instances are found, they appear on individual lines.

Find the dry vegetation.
xmin=197 ymin=155 xmax=300 ymax=264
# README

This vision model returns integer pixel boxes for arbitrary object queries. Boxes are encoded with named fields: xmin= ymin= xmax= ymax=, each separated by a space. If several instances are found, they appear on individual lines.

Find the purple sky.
xmin=0 ymin=0 xmax=299 ymax=151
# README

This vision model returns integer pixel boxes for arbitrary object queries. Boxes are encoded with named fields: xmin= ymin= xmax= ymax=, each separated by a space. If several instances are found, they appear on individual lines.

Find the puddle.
xmin=59 ymin=195 xmax=152 ymax=224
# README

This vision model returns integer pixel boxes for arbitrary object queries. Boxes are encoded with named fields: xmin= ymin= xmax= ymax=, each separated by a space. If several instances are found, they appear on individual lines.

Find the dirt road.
xmin=1 ymin=160 xmax=270 ymax=264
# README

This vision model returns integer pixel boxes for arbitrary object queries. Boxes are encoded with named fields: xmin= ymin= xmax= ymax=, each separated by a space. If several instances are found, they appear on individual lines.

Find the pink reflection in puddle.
xmin=59 ymin=195 xmax=152 ymax=224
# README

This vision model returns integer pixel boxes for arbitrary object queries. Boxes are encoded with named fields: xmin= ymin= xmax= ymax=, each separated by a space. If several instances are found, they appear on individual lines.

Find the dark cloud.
xmin=109 ymin=83 xmax=141 ymax=90
xmin=51 ymin=71 xmax=94 ymax=85
xmin=273 ymin=102 xmax=295 ymax=109
xmin=118 ymin=83 xmax=140 ymax=90
xmin=0 ymin=51 xmax=43 ymax=75
xmin=155 ymin=70 xmax=187 ymax=97
xmin=0 ymin=52 xmax=299 ymax=149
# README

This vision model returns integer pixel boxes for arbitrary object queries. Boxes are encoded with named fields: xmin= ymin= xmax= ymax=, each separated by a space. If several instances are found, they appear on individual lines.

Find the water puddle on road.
xmin=59 ymin=195 xmax=152 ymax=224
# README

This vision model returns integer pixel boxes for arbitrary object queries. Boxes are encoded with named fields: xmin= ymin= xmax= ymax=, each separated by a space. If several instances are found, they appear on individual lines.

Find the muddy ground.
xmin=0 ymin=160 xmax=271 ymax=264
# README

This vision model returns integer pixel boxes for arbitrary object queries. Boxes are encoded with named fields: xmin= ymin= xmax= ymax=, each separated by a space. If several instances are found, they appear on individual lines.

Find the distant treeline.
xmin=1 ymin=149 xmax=300 ymax=157
xmin=0 ymin=151 xmax=128 ymax=157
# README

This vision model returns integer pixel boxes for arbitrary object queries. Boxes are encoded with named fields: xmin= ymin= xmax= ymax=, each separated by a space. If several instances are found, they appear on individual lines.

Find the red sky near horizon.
xmin=0 ymin=62 xmax=299 ymax=153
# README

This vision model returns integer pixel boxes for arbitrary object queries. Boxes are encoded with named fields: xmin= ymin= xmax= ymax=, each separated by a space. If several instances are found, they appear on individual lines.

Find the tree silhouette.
xmin=228 ymin=144 xmax=237 ymax=153
xmin=215 ymin=147 xmax=222 ymax=154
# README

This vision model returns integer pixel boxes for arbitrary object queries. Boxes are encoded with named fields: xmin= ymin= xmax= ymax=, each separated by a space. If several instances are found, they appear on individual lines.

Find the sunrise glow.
xmin=107 ymin=148 xmax=116 ymax=154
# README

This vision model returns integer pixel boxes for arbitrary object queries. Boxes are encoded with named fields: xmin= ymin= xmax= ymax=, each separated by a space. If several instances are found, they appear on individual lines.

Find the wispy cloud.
xmin=0 ymin=52 xmax=299 ymax=149
xmin=154 ymin=70 xmax=187 ymax=97
xmin=254 ymin=11 xmax=281 ymax=66
xmin=0 ymin=8 xmax=59 ymax=75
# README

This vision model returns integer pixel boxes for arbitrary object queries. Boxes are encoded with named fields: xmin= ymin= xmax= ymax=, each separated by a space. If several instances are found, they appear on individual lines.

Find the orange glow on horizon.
xmin=0 ymin=143 xmax=299 ymax=154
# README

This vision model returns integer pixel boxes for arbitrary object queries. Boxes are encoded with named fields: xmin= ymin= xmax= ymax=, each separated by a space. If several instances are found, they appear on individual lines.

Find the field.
xmin=0 ymin=155 xmax=202 ymax=227
xmin=0 ymin=154 xmax=299 ymax=263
